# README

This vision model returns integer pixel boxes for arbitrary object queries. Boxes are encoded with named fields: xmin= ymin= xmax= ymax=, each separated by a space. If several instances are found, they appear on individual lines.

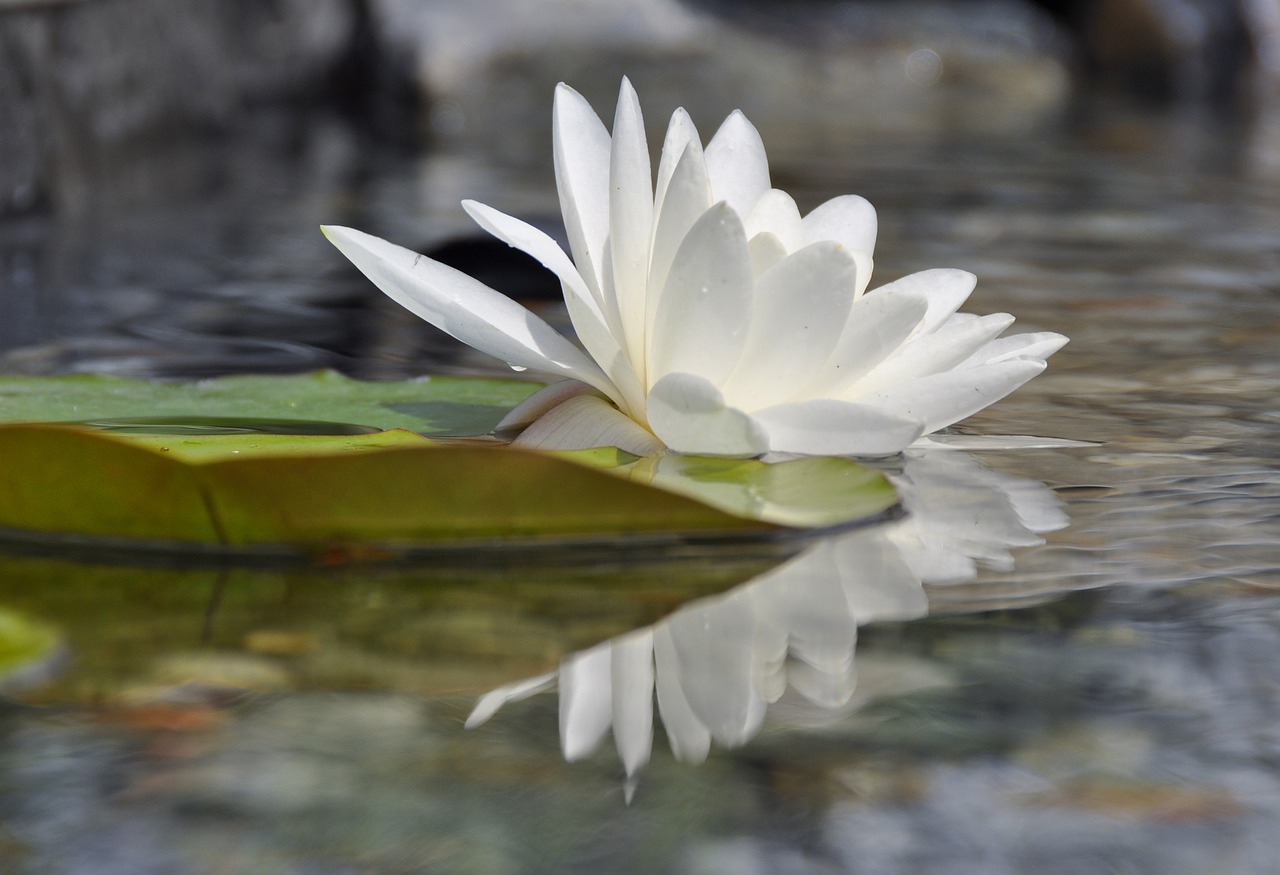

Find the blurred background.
xmin=0 ymin=0 xmax=1276 ymax=379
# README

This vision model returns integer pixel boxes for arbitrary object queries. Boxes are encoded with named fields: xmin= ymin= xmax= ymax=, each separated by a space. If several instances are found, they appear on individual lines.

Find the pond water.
xmin=1 ymin=92 xmax=1279 ymax=874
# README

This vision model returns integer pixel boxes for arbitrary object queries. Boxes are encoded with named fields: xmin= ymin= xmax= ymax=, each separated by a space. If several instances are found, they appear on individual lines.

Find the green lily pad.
xmin=0 ymin=373 xmax=898 ymax=555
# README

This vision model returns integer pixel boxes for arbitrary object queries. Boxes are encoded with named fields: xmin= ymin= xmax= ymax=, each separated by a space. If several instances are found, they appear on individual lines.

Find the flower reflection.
xmin=467 ymin=450 xmax=1068 ymax=775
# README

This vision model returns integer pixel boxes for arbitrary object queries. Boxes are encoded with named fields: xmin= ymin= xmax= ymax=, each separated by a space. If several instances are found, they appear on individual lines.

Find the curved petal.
xmin=322 ymin=226 xmax=614 ymax=394
xmin=653 ymin=625 xmax=712 ymax=763
xmin=647 ymin=372 xmax=769 ymax=457
xmin=460 ymin=201 xmax=643 ymax=414
xmin=608 ymin=77 xmax=654 ymax=377
xmin=802 ymin=195 xmax=877 ymax=293
xmin=869 ymin=269 xmax=976 ymax=335
xmin=654 ymin=107 xmax=702 ymax=221
xmin=647 ymin=143 xmax=713 ymax=371
xmin=560 ymin=642 xmax=613 ymax=762
xmin=611 ymin=629 xmax=655 ymax=777
xmin=851 ymin=312 xmax=1016 ymax=396
xmin=492 ymin=380 xmax=598 ymax=437
xmin=704 ymin=110 xmax=770 ymax=218
xmin=649 ymin=204 xmax=753 ymax=388
xmin=512 ymin=394 xmax=664 ymax=455
xmin=958 ymin=331 xmax=1068 ymax=368
xmin=748 ymin=231 xmax=787 ymax=276
xmin=553 ymin=83 xmax=612 ymax=303
xmin=465 ymin=671 xmax=557 ymax=729
xmin=722 ymin=241 xmax=859 ymax=410
xmin=745 ymin=189 xmax=804 ymax=253
xmin=751 ymin=398 xmax=924 ymax=456
xmin=801 ymin=287 xmax=929 ymax=400
xmin=861 ymin=358 xmax=1048 ymax=433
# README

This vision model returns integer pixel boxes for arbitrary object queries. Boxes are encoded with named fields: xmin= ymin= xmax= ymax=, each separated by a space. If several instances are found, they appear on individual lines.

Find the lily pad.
xmin=0 ymin=373 xmax=898 ymax=555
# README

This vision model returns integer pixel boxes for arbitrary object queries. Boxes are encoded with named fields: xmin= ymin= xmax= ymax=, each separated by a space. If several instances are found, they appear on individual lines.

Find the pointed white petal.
xmin=465 ymin=671 xmax=557 ymax=728
xmin=511 ymin=394 xmax=664 ymax=455
xmin=322 ymin=226 xmax=612 ymax=391
xmin=654 ymin=107 xmax=702 ymax=221
xmin=721 ymin=242 xmax=858 ymax=409
xmin=704 ymin=110 xmax=770 ymax=218
xmin=914 ymin=433 xmax=1095 ymax=450
xmin=560 ymin=642 xmax=613 ymax=762
xmin=649 ymin=203 xmax=753 ymax=388
xmin=611 ymin=629 xmax=655 ymax=777
xmin=801 ymin=287 xmax=929 ymax=399
xmin=851 ymin=313 xmax=1016 ymax=396
xmin=744 ymin=189 xmax=805 ymax=253
xmin=802 ymin=195 xmax=877 ymax=293
xmin=647 ymin=143 xmax=713 ymax=371
xmin=461 ymin=199 xmax=597 ymax=316
xmin=748 ymin=231 xmax=787 ymax=276
xmin=869 ymin=269 xmax=976 ymax=335
xmin=608 ymin=78 xmax=654 ymax=378
xmin=653 ymin=625 xmax=712 ymax=763
xmin=553 ymin=83 xmax=612 ymax=302
xmin=459 ymin=201 xmax=641 ymax=413
xmin=958 ymin=331 xmax=1068 ymax=368
xmin=862 ymin=358 xmax=1048 ymax=433
xmin=647 ymin=372 xmax=769 ymax=457
xmin=751 ymin=398 xmax=924 ymax=456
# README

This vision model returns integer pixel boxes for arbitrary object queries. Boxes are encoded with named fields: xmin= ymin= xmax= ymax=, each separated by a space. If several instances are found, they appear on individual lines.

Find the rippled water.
xmin=1 ymin=96 xmax=1279 ymax=874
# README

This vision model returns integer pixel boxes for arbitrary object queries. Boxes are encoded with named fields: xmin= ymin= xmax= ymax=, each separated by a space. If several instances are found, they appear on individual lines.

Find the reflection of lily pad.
xmin=0 ymin=373 xmax=898 ymax=555
xmin=0 ymin=607 xmax=60 ymax=687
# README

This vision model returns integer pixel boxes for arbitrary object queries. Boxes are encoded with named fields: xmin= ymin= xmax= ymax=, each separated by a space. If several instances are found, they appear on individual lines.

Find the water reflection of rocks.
xmin=469 ymin=449 xmax=1069 ymax=776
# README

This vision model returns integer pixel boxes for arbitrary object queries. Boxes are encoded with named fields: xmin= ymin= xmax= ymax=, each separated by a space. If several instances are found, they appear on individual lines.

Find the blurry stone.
xmin=368 ymin=0 xmax=1073 ymax=155
xmin=0 ymin=0 xmax=357 ymax=216
xmin=1077 ymin=0 xmax=1251 ymax=98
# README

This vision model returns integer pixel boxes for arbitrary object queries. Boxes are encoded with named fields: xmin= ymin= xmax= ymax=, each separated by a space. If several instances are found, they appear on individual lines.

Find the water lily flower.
xmin=324 ymin=79 xmax=1066 ymax=457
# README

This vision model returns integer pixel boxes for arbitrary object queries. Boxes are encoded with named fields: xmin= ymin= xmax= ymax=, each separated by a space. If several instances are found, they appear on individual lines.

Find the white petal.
xmin=869 ymin=269 xmax=976 ymax=335
xmin=647 ymin=372 xmax=769 ymax=457
xmin=465 ymin=671 xmax=557 ymax=728
xmin=512 ymin=394 xmax=664 ymax=455
xmin=721 ymin=242 xmax=858 ymax=409
xmin=744 ymin=189 xmax=805 ymax=253
xmin=560 ymin=641 xmax=613 ymax=762
xmin=322 ymin=226 xmax=612 ymax=392
xmin=611 ymin=629 xmax=655 ymax=777
xmin=608 ymin=78 xmax=654 ymax=378
xmin=751 ymin=398 xmax=924 ymax=456
xmin=493 ymin=380 xmax=598 ymax=437
xmin=553 ymin=83 xmax=612 ymax=303
xmin=862 ymin=358 xmax=1048 ymax=433
xmin=958 ymin=331 xmax=1068 ymax=368
xmin=802 ymin=195 xmax=877 ymax=293
xmin=648 ymin=204 xmax=753 ymax=388
xmin=653 ymin=625 xmax=712 ymax=763
xmin=664 ymin=592 xmax=766 ymax=747
xmin=654 ymin=107 xmax=702 ymax=221
xmin=801 ymin=287 xmax=929 ymax=399
xmin=851 ymin=313 xmax=1016 ymax=396
xmin=460 ymin=201 xmax=643 ymax=415
xmin=704 ymin=110 xmax=770 ymax=218
xmin=748 ymin=231 xmax=787 ymax=276
xmin=647 ymin=142 xmax=713 ymax=371
xmin=833 ymin=530 xmax=930 ymax=623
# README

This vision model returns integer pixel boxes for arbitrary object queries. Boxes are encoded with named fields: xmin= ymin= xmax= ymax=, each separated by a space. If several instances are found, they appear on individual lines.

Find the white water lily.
xmin=324 ymin=79 xmax=1066 ymax=457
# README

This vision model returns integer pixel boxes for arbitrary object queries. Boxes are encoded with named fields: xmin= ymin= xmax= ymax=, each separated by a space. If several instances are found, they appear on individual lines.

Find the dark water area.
xmin=1 ymin=89 xmax=1279 ymax=873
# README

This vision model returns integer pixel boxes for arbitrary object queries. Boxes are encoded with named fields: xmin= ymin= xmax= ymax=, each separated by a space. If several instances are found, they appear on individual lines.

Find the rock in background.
xmin=0 ymin=0 xmax=357 ymax=216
